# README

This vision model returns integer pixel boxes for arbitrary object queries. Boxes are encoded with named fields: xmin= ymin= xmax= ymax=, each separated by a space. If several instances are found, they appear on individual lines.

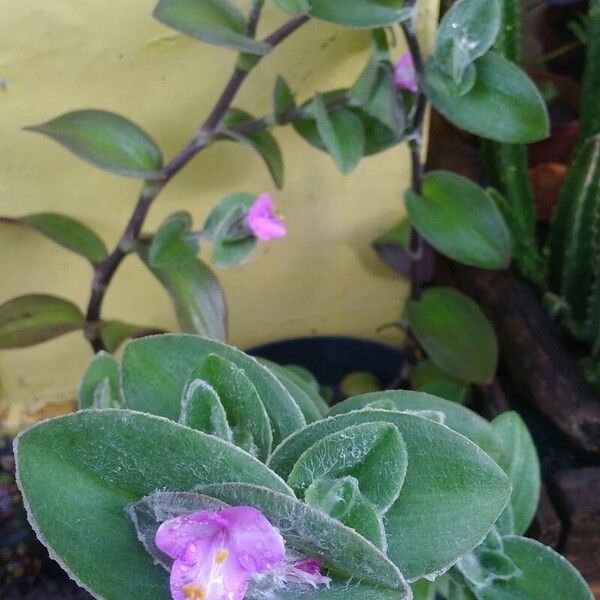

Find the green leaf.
xmin=288 ymin=422 xmax=407 ymax=513
xmin=78 ymin=351 xmax=123 ymax=410
xmin=1 ymin=213 xmax=108 ymax=264
xmin=294 ymin=90 xmax=399 ymax=158
xmin=406 ymin=286 xmax=498 ymax=384
xmin=148 ymin=211 xmax=198 ymax=268
xmin=271 ymin=581 xmax=410 ymax=600
xmin=456 ymin=547 xmax=519 ymax=588
xmin=328 ymin=390 xmax=504 ymax=460
xmin=120 ymin=335 xmax=305 ymax=444
xmin=258 ymin=358 xmax=326 ymax=423
xmin=222 ymin=109 xmax=284 ymax=188
xmin=203 ymin=192 xmax=257 ymax=268
xmin=305 ymin=477 xmax=387 ymax=549
xmin=26 ymin=110 xmax=164 ymax=178
xmin=340 ymin=371 xmax=382 ymax=397
xmin=411 ymin=359 xmax=470 ymax=404
xmin=423 ymin=52 xmax=549 ymax=144
xmin=153 ymin=0 xmax=271 ymax=55
xmin=269 ymin=409 xmax=511 ymax=581
xmin=180 ymin=378 xmax=232 ymax=440
xmin=276 ymin=0 xmax=412 ymax=28
xmin=360 ymin=65 xmax=404 ymax=138
xmin=490 ymin=412 xmax=540 ymax=535
xmin=435 ymin=0 xmax=501 ymax=83
xmin=406 ymin=170 xmax=511 ymax=269
xmin=198 ymin=482 xmax=410 ymax=593
xmin=474 ymin=536 xmax=594 ymax=600
xmin=312 ymin=94 xmax=365 ymax=174
xmin=139 ymin=246 xmax=227 ymax=341
xmin=100 ymin=320 xmax=161 ymax=353
xmin=14 ymin=410 xmax=292 ymax=600
xmin=0 ymin=294 xmax=84 ymax=349
xmin=186 ymin=353 xmax=273 ymax=460
xmin=273 ymin=76 xmax=296 ymax=123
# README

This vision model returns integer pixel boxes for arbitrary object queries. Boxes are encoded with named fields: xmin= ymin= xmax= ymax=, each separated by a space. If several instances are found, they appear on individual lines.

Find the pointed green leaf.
xmin=273 ymin=76 xmax=296 ymax=123
xmin=406 ymin=170 xmax=512 ymax=269
xmin=139 ymin=246 xmax=227 ymax=341
xmin=179 ymin=379 xmax=232 ymax=441
xmin=78 ymin=351 xmax=123 ymax=410
xmin=305 ymin=476 xmax=387 ymax=549
xmin=149 ymin=211 xmax=198 ymax=268
xmin=312 ymin=94 xmax=365 ymax=174
xmin=153 ymin=0 xmax=271 ymax=55
xmin=275 ymin=0 xmax=412 ymax=28
xmin=1 ymin=213 xmax=108 ymax=264
xmin=100 ymin=319 xmax=161 ymax=353
xmin=187 ymin=353 xmax=273 ymax=459
xmin=26 ymin=110 xmax=163 ymax=178
xmin=14 ymin=410 xmax=291 ymax=600
xmin=406 ymin=286 xmax=498 ymax=384
xmin=222 ymin=108 xmax=284 ymax=188
xmin=0 ymin=294 xmax=84 ymax=349
xmin=120 ymin=335 xmax=305 ymax=444
xmin=424 ymin=52 xmax=549 ymax=144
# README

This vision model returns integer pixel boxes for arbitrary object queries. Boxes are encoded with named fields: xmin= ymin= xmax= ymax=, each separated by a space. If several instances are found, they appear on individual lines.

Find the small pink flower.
xmin=245 ymin=193 xmax=286 ymax=242
xmin=156 ymin=506 xmax=329 ymax=600
xmin=393 ymin=52 xmax=419 ymax=93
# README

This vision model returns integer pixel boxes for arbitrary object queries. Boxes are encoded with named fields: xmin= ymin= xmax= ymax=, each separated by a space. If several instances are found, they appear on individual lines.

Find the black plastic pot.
xmin=249 ymin=335 xmax=407 ymax=403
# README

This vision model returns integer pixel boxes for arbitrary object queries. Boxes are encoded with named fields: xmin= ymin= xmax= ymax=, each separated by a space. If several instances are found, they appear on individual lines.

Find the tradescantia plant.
xmin=14 ymin=334 xmax=594 ymax=599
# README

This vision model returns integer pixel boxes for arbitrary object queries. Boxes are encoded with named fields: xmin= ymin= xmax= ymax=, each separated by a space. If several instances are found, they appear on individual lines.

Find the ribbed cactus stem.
xmin=585 ymin=176 xmax=600 ymax=350
xmin=547 ymin=135 xmax=600 ymax=340
xmin=482 ymin=0 xmax=542 ymax=285
xmin=575 ymin=0 xmax=600 ymax=153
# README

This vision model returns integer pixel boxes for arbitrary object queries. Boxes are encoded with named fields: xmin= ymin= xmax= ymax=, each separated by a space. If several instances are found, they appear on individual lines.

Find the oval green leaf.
xmin=406 ymin=286 xmax=498 ymax=384
xmin=26 ymin=110 xmax=164 ymax=178
xmin=153 ymin=0 xmax=271 ymax=55
xmin=423 ymin=51 xmax=549 ymax=144
xmin=0 ymin=294 xmax=84 ymax=349
xmin=149 ymin=211 xmax=198 ymax=268
xmin=14 ymin=410 xmax=291 ymax=600
xmin=269 ymin=410 xmax=511 ymax=581
xmin=406 ymin=170 xmax=511 ymax=269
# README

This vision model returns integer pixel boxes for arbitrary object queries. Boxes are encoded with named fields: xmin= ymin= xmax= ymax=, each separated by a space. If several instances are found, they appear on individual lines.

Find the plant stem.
xmin=401 ymin=7 xmax=427 ymax=301
xmin=85 ymin=15 xmax=309 ymax=352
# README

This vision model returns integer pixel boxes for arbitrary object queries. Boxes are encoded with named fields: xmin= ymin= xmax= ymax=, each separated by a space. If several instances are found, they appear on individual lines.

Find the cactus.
xmin=546 ymin=136 xmax=600 ymax=342
xmin=482 ymin=0 xmax=544 ymax=286
xmin=545 ymin=0 xmax=600 ymax=383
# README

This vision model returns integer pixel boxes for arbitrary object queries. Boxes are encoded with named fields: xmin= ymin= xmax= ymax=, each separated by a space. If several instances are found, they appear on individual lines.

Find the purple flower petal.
xmin=394 ymin=52 xmax=419 ymax=93
xmin=245 ymin=193 xmax=287 ymax=242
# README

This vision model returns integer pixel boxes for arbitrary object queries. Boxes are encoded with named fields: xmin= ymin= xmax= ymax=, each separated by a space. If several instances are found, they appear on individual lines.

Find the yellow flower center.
xmin=182 ymin=584 xmax=206 ymax=600
xmin=215 ymin=548 xmax=229 ymax=564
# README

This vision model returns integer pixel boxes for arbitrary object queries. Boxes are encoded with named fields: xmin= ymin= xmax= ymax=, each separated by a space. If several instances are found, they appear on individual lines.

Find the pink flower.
xmin=155 ymin=506 xmax=329 ymax=600
xmin=245 ymin=193 xmax=286 ymax=242
xmin=393 ymin=52 xmax=419 ymax=93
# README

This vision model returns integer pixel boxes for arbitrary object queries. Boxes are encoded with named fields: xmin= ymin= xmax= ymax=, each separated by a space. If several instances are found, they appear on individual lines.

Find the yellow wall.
xmin=0 ymin=1 xmax=438 ymax=430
